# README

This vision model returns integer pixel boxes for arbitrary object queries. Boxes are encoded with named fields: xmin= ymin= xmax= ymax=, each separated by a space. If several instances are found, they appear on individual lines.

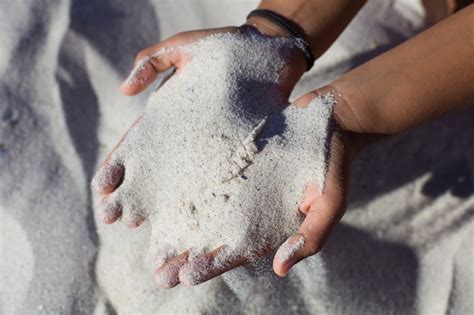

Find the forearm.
xmin=333 ymin=5 xmax=474 ymax=135
xmin=256 ymin=0 xmax=366 ymax=56
xmin=247 ymin=0 xmax=366 ymax=71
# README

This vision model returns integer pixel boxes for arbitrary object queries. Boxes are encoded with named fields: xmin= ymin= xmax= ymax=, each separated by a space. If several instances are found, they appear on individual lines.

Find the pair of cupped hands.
xmin=92 ymin=25 xmax=366 ymax=288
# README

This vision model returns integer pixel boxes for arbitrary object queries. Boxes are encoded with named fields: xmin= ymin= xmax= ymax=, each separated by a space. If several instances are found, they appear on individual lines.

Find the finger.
xmin=91 ymin=115 xmax=144 ymax=195
xmin=120 ymin=46 xmax=182 ymax=96
xmin=292 ymin=85 xmax=342 ymax=108
xmin=97 ymin=195 xmax=122 ymax=224
xmin=120 ymin=27 xmax=238 ymax=96
xmin=274 ymin=131 xmax=350 ymax=276
xmin=273 ymin=233 xmax=306 ymax=276
xmin=179 ymin=246 xmax=246 ymax=286
xmin=155 ymin=251 xmax=189 ymax=289
xmin=120 ymin=208 xmax=147 ymax=229
xmin=91 ymin=157 xmax=125 ymax=194
xmin=273 ymin=199 xmax=339 ymax=277
xmin=299 ymin=181 xmax=321 ymax=215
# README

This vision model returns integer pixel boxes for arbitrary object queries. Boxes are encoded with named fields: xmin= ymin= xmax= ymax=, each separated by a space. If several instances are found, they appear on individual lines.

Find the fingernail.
xmin=179 ymin=256 xmax=213 ymax=286
xmin=121 ymin=56 xmax=151 ymax=89
xmin=155 ymin=264 xmax=180 ymax=289
xmin=275 ymin=234 xmax=306 ymax=275
xmin=97 ymin=201 xmax=122 ymax=224
xmin=91 ymin=162 xmax=123 ymax=194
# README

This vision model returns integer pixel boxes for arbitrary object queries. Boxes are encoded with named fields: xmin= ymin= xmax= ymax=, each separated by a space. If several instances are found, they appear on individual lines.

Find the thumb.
xmin=273 ymin=110 xmax=349 ymax=276
xmin=291 ymin=86 xmax=335 ymax=108
xmin=273 ymin=198 xmax=341 ymax=277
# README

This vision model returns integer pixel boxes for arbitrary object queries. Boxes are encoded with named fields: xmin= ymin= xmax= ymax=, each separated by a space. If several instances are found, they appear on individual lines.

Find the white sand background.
xmin=1 ymin=0 xmax=473 ymax=314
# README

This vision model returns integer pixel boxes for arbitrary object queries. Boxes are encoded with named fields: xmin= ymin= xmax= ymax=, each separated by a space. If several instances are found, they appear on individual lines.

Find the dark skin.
xmin=93 ymin=1 xmax=474 ymax=287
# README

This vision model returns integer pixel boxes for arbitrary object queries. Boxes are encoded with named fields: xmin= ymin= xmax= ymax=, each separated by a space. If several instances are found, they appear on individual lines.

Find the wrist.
xmin=246 ymin=16 xmax=289 ymax=38
xmin=320 ymin=83 xmax=390 ymax=157
xmin=244 ymin=16 xmax=307 ymax=84
xmin=256 ymin=0 xmax=366 ymax=57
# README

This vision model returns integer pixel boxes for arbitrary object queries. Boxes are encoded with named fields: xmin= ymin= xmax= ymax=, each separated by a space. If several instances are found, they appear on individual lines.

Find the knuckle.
xmin=173 ymin=31 xmax=190 ymax=39
xmin=135 ymin=50 xmax=150 ymax=62
xmin=307 ymin=241 xmax=323 ymax=255
xmin=318 ymin=197 xmax=342 ymax=215
xmin=134 ymin=52 xmax=144 ymax=62
xmin=305 ymin=90 xmax=321 ymax=101
xmin=295 ymin=90 xmax=319 ymax=107
xmin=123 ymin=213 xmax=146 ymax=228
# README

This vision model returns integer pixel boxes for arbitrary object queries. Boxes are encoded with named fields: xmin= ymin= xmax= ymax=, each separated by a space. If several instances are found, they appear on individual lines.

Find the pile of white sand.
xmin=93 ymin=30 xmax=335 ymax=273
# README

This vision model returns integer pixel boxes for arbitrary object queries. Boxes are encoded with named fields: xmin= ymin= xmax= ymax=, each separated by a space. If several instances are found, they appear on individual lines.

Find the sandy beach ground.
xmin=1 ymin=0 xmax=473 ymax=314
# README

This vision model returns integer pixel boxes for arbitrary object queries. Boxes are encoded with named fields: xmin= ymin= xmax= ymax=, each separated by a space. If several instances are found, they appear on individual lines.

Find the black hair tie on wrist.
xmin=247 ymin=9 xmax=315 ymax=71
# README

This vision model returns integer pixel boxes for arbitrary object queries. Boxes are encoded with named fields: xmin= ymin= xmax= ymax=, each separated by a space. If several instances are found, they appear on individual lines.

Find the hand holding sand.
xmin=91 ymin=26 xmax=346 ymax=288
xmin=274 ymin=5 xmax=474 ymax=275
xmin=91 ymin=0 xmax=371 ymax=288
xmin=92 ymin=3 xmax=474 ymax=289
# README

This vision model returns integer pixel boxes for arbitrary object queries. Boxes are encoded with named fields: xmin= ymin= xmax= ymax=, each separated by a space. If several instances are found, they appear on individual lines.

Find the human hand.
xmin=152 ymin=86 xmax=362 ymax=287
xmin=100 ymin=1 xmax=474 ymax=289
xmin=119 ymin=25 xmax=306 ymax=98
xmin=93 ymin=25 xmax=311 ymax=288
xmin=272 ymin=86 xmax=362 ymax=276
xmin=94 ymin=0 xmax=407 ymax=289
xmin=272 ymin=5 xmax=474 ymax=276
xmin=271 ymin=6 xmax=474 ymax=275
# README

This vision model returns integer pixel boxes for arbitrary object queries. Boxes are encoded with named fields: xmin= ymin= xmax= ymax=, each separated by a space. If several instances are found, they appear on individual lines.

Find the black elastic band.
xmin=247 ymin=9 xmax=315 ymax=71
